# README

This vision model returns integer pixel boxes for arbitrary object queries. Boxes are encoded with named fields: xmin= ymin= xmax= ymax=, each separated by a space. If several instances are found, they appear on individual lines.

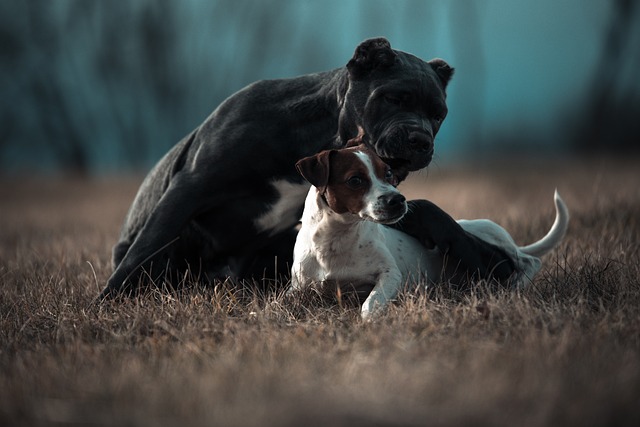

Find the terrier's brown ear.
xmin=295 ymin=150 xmax=335 ymax=194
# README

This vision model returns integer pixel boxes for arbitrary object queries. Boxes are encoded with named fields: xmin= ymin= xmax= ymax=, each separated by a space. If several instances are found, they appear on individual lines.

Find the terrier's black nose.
xmin=380 ymin=193 xmax=406 ymax=207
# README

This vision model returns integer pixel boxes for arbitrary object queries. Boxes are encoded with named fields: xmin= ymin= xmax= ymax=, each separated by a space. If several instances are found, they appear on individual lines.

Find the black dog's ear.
xmin=428 ymin=58 xmax=455 ymax=88
xmin=347 ymin=38 xmax=397 ymax=79
xmin=296 ymin=150 xmax=335 ymax=194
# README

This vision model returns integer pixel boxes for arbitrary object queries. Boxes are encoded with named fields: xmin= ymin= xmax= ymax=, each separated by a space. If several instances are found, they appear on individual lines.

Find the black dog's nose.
xmin=380 ymin=193 xmax=406 ymax=207
xmin=408 ymin=131 xmax=433 ymax=153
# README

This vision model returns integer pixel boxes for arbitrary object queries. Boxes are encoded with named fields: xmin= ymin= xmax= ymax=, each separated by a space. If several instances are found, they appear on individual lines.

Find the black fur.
xmin=99 ymin=37 xmax=512 ymax=299
xmin=389 ymin=200 xmax=516 ymax=287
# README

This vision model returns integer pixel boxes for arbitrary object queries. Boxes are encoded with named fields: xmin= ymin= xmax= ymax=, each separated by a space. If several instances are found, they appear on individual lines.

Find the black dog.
xmin=99 ymin=37 xmax=513 ymax=299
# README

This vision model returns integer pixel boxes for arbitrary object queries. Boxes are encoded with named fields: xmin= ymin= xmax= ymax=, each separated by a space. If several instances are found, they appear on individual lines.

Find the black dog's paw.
xmin=390 ymin=199 xmax=516 ymax=284
xmin=391 ymin=199 xmax=456 ymax=250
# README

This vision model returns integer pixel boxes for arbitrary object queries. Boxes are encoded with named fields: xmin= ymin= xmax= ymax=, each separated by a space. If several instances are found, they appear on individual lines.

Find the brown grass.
xmin=1 ymin=156 xmax=639 ymax=427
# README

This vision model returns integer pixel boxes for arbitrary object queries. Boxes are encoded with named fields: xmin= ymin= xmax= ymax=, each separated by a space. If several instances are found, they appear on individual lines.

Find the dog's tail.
xmin=519 ymin=190 xmax=569 ymax=257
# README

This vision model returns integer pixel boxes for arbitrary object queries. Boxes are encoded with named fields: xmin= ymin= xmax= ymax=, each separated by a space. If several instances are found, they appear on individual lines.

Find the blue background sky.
xmin=1 ymin=0 xmax=639 ymax=174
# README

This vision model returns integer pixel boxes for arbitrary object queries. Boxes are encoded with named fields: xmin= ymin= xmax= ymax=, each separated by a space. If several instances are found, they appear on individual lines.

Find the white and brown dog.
xmin=289 ymin=144 xmax=569 ymax=319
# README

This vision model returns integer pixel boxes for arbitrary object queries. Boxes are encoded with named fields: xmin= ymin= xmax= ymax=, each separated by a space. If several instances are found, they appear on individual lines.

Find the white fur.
xmin=290 ymin=152 xmax=440 ymax=319
xmin=458 ymin=190 xmax=569 ymax=288
xmin=292 ymin=185 xmax=444 ymax=320
xmin=290 ymin=156 xmax=569 ymax=319
xmin=354 ymin=152 xmax=401 ymax=223
xmin=255 ymin=179 xmax=311 ymax=236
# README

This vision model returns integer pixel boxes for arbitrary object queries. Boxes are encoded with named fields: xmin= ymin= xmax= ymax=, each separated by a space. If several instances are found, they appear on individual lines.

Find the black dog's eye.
xmin=385 ymin=92 xmax=416 ymax=109
xmin=384 ymin=94 xmax=403 ymax=106
xmin=346 ymin=176 xmax=364 ymax=188
xmin=432 ymin=107 xmax=447 ymax=125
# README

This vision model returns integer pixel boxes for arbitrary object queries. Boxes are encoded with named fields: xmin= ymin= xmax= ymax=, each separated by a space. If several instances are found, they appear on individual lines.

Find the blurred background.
xmin=1 ymin=0 xmax=639 ymax=175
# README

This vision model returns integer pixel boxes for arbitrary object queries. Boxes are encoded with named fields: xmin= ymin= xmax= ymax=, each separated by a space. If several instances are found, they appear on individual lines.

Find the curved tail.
xmin=519 ymin=190 xmax=569 ymax=257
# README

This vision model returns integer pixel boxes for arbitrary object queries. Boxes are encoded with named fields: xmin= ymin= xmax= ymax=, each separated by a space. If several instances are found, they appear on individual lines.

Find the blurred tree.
xmin=448 ymin=1 xmax=485 ymax=151
xmin=1 ymin=0 xmax=636 ymax=173
xmin=577 ymin=0 xmax=640 ymax=151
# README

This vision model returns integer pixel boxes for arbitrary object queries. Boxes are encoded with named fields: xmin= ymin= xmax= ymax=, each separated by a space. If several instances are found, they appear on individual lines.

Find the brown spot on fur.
xmin=323 ymin=148 xmax=370 ymax=214
xmin=297 ymin=144 xmax=396 ymax=215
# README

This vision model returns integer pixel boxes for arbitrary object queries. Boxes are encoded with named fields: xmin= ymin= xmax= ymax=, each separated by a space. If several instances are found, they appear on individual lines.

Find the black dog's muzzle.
xmin=407 ymin=130 xmax=434 ymax=157
xmin=372 ymin=123 xmax=435 ymax=178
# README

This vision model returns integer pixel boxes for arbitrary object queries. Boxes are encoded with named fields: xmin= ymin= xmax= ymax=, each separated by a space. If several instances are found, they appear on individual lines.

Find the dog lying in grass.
xmin=289 ymin=144 xmax=569 ymax=319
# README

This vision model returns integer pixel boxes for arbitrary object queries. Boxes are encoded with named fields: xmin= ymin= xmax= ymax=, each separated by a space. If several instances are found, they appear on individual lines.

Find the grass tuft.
xmin=1 ymin=159 xmax=639 ymax=426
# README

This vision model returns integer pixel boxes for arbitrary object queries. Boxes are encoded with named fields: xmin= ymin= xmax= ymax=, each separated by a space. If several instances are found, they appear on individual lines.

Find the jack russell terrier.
xmin=289 ymin=144 xmax=569 ymax=319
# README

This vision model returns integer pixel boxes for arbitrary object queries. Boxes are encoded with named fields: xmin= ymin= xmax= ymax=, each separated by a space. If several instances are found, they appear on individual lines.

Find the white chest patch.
xmin=255 ymin=179 xmax=311 ymax=235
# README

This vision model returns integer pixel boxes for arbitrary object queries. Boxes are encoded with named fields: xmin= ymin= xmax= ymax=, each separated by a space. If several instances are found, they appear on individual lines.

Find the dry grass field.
xmin=1 ymin=155 xmax=639 ymax=426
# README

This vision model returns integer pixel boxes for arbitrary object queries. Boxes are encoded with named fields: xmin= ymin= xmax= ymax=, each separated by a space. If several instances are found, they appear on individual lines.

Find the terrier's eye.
xmin=346 ymin=176 xmax=364 ymax=188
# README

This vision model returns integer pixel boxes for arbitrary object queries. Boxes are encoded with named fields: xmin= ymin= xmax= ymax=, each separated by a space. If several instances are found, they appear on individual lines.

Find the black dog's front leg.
xmin=388 ymin=199 xmax=515 ymax=287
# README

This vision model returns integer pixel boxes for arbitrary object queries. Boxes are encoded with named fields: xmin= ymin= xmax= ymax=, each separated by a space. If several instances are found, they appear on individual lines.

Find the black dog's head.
xmin=339 ymin=38 xmax=454 ymax=182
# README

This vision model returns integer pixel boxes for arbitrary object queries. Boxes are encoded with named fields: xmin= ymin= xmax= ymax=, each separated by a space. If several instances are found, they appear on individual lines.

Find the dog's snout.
xmin=380 ymin=193 xmax=406 ymax=207
xmin=407 ymin=131 xmax=433 ymax=153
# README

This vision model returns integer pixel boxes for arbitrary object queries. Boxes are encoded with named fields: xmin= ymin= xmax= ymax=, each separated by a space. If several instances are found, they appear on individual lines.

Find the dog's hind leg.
xmin=111 ymin=240 xmax=131 ymax=270
xmin=98 ymin=172 xmax=204 ymax=299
